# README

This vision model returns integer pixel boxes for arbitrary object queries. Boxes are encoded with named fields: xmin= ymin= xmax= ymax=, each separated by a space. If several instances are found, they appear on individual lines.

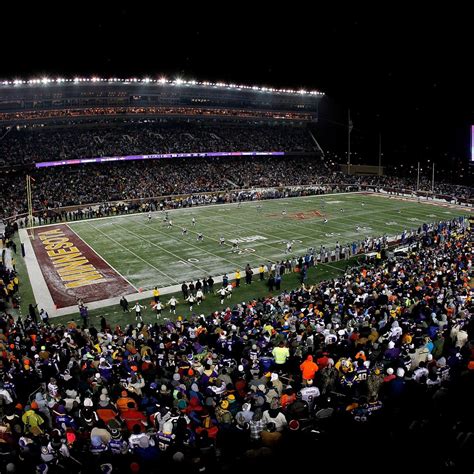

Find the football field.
xmin=69 ymin=192 xmax=467 ymax=289
xmin=23 ymin=191 xmax=469 ymax=315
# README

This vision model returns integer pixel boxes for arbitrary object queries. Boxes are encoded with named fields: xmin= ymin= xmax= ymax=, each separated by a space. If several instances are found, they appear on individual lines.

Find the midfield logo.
xmin=229 ymin=235 xmax=267 ymax=244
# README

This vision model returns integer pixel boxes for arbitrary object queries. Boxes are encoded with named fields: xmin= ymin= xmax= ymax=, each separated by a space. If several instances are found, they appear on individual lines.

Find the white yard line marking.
xmin=110 ymin=221 xmax=216 ymax=274
xmin=137 ymin=218 xmax=276 ymax=265
xmin=319 ymin=261 xmax=346 ymax=272
xmin=84 ymin=221 xmax=179 ymax=285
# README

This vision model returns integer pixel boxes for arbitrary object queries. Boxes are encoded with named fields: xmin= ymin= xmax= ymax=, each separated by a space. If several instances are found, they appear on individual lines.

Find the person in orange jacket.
xmin=300 ymin=355 xmax=319 ymax=384
xmin=116 ymin=390 xmax=137 ymax=413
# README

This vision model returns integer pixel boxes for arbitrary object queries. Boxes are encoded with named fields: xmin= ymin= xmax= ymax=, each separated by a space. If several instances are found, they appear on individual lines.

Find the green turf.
xmin=68 ymin=193 xmax=468 ymax=291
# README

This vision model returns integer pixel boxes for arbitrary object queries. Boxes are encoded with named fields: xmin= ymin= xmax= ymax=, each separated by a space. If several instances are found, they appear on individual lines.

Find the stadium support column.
xmin=431 ymin=162 xmax=435 ymax=194
xmin=347 ymin=109 xmax=352 ymax=175
xmin=26 ymin=175 xmax=34 ymax=239
xmin=416 ymin=162 xmax=420 ymax=192
xmin=378 ymin=132 xmax=382 ymax=176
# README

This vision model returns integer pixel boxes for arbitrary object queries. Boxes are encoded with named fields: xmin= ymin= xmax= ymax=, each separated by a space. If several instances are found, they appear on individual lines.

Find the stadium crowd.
xmin=0 ymin=120 xmax=472 ymax=221
xmin=0 ymin=217 xmax=472 ymax=473
xmin=0 ymin=122 xmax=316 ymax=167
xmin=1 ymin=156 xmax=473 ymax=223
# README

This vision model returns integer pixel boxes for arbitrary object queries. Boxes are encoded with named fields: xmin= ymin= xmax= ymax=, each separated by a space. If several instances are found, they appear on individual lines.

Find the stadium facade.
xmin=0 ymin=78 xmax=323 ymax=125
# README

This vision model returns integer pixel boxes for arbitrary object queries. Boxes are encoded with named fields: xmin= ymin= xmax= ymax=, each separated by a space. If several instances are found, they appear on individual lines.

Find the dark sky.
xmin=2 ymin=5 xmax=472 ymax=169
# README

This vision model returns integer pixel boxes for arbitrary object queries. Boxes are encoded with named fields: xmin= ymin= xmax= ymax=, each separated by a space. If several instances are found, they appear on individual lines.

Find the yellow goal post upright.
xmin=26 ymin=174 xmax=35 ymax=240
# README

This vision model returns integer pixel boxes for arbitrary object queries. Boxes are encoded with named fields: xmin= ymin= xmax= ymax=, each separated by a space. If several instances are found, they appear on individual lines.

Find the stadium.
xmin=0 ymin=11 xmax=473 ymax=474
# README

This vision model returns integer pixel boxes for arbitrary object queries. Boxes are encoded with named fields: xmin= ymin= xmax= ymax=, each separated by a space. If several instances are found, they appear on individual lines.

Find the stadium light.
xmin=0 ymin=74 xmax=325 ymax=96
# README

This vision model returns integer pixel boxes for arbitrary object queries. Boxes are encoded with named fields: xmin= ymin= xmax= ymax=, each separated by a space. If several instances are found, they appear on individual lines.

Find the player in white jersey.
xmin=286 ymin=241 xmax=292 ymax=254
xmin=182 ymin=227 xmax=187 ymax=236
xmin=219 ymin=236 xmax=225 ymax=246
xmin=152 ymin=301 xmax=163 ymax=319
xmin=218 ymin=287 xmax=227 ymax=305
xmin=323 ymin=218 xmax=328 ymax=224
xmin=148 ymin=212 xmax=152 ymax=221
xmin=167 ymin=296 xmax=177 ymax=314
xmin=281 ymin=209 xmax=287 ymax=216
xmin=132 ymin=302 xmax=145 ymax=322
xmin=197 ymin=233 xmax=203 ymax=241
xmin=167 ymin=220 xmax=173 ymax=229
xmin=192 ymin=217 xmax=196 ymax=227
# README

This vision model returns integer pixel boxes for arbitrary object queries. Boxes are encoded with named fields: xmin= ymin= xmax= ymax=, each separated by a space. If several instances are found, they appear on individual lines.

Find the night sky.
xmin=2 ymin=5 xmax=472 ymax=174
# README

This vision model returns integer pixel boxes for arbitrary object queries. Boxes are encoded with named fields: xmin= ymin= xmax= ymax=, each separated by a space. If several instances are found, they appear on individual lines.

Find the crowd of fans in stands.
xmin=1 ymin=156 xmax=473 ymax=222
xmin=0 ymin=216 xmax=472 ymax=473
xmin=0 ymin=121 xmax=473 ymax=220
xmin=0 ymin=122 xmax=316 ymax=166
xmin=0 ymin=120 xmax=473 ymax=472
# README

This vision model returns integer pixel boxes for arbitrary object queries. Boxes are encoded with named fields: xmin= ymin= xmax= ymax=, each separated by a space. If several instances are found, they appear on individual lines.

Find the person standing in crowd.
xmin=39 ymin=308 xmax=49 ymax=326
xmin=28 ymin=303 xmax=38 ymax=324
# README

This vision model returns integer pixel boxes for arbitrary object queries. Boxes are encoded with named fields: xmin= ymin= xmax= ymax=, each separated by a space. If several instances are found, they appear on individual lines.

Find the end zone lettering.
xmin=38 ymin=228 xmax=107 ymax=288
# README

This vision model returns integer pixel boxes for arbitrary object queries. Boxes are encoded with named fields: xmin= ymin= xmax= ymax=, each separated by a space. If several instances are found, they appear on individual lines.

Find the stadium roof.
xmin=0 ymin=76 xmax=324 ymax=97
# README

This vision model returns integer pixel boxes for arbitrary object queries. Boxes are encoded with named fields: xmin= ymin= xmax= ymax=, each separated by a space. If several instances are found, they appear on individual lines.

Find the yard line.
xmin=132 ymin=218 xmax=259 ymax=267
xmin=318 ymin=261 xmax=347 ymax=272
xmin=247 ymin=198 xmax=448 ymax=240
xmin=111 ymin=220 xmax=217 ymax=274
xmin=195 ymin=211 xmax=317 ymax=256
xmin=83 ymin=221 xmax=179 ymax=285
xmin=195 ymin=203 xmax=410 ymax=259
xmin=194 ymin=204 xmax=365 ymax=251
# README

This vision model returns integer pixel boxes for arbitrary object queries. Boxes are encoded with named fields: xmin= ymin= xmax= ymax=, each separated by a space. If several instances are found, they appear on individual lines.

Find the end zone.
xmin=22 ymin=224 xmax=136 ymax=313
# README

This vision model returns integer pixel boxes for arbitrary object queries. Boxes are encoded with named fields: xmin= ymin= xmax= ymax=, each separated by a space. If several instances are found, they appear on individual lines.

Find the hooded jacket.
xmin=300 ymin=355 xmax=319 ymax=380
